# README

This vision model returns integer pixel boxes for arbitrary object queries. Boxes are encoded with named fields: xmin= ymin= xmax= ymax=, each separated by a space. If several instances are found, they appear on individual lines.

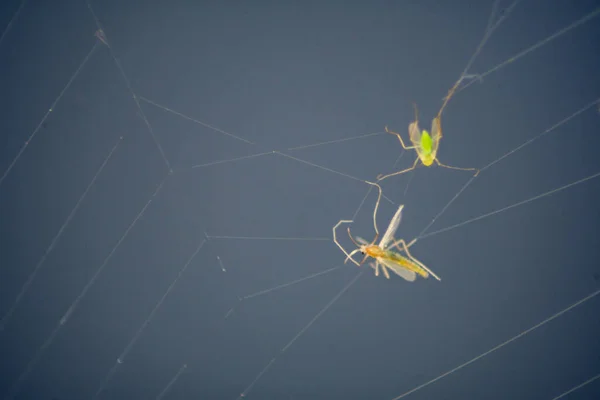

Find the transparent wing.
xmin=379 ymin=204 xmax=404 ymax=249
xmin=410 ymin=120 xmax=430 ymax=161
xmin=379 ymin=258 xmax=417 ymax=282
xmin=430 ymin=117 xmax=442 ymax=155
xmin=355 ymin=236 xmax=370 ymax=246
xmin=408 ymin=120 xmax=421 ymax=147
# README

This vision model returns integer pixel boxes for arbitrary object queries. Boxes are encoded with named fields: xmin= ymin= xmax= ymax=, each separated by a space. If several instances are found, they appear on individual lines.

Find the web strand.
xmin=457 ymin=6 xmax=600 ymax=96
xmin=437 ymin=0 xmax=521 ymax=118
xmin=92 ymin=238 xmax=206 ymax=399
xmin=0 ymin=42 xmax=100 ymax=190
xmin=550 ymin=372 xmax=600 ymax=400
xmin=86 ymin=1 xmax=173 ymax=172
xmin=4 ymin=173 xmax=171 ymax=400
xmin=0 ymin=136 xmax=123 ymax=333
xmin=236 ymin=269 xmax=365 ymax=399
xmin=417 ymin=97 xmax=600 ymax=239
xmin=156 ymin=363 xmax=188 ymax=400
xmin=390 ymin=289 xmax=600 ymax=400
xmin=0 ymin=0 xmax=27 ymax=48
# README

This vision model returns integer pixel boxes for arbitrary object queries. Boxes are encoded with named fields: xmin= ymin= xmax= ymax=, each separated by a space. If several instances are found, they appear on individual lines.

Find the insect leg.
xmin=435 ymin=158 xmax=480 ymax=176
xmin=384 ymin=126 xmax=418 ymax=150
xmin=333 ymin=220 xmax=361 ymax=266
xmin=397 ymin=240 xmax=441 ymax=281
xmin=377 ymin=157 xmax=420 ymax=182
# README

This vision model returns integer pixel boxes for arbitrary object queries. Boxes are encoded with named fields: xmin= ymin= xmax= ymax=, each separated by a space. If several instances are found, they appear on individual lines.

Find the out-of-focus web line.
xmin=156 ymin=363 xmax=188 ymax=400
xmin=234 ymin=129 xmax=409 ymax=400
xmin=402 ymin=0 xmax=517 ymax=232
xmin=174 ymin=0 xmax=525 ymax=274
xmin=137 ymin=95 xmax=380 ymax=154
xmin=121 ymin=1 xmax=600 ymax=323
xmin=0 ymin=136 xmax=123 ymax=333
xmin=0 ymin=0 xmax=27 ymax=47
xmin=85 ymin=1 xmax=176 ymax=172
xmin=240 ymin=266 xmax=342 ymax=300
xmin=3 ymin=172 xmax=171 ymax=400
xmin=206 ymin=234 xmax=330 ymax=241
xmin=165 ymin=245 xmax=340 ymax=396
xmin=416 ymin=96 xmax=600 ymax=240
xmin=204 ymin=97 xmax=600 ymax=317
xmin=181 ymin=2 xmax=598 ymax=179
xmin=235 ymin=269 xmax=365 ymax=400
xmin=220 ymin=4 xmax=598 ymax=394
xmin=137 ymin=2 xmax=600 ymax=179
xmin=193 ymin=149 xmax=398 ymax=206
xmin=390 ymin=289 xmax=600 ymax=400
xmin=146 ymin=0 xmax=600 ymax=243
xmin=436 ymin=0 xmax=521 ymax=119
xmin=37 ymin=3 xmax=596 ymax=398
xmin=136 ymin=97 xmax=395 ymax=210
xmin=287 ymin=131 xmax=384 ymax=150
xmin=217 ymin=255 xmax=226 ymax=272
xmin=92 ymin=238 xmax=206 ymax=399
xmin=551 ymin=372 xmax=600 ymax=400
xmin=0 ymin=41 xmax=100 ymax=190
xmin=456 ymin=5 xmax=600 ymax=97
xmin=185 ymin=140 xmax=394 ymax=399
xmin=136 ymin=96 xmax=254 ymax=145
xmin=420 ymin=168 xmax=600 ymax=240
xmin=87 ymin=2 xmax=256 ymax=173
xmin=172 ymin=264 xmax=345 ymax=384
xmin=387 ymin=3 xmax=600 ymax=203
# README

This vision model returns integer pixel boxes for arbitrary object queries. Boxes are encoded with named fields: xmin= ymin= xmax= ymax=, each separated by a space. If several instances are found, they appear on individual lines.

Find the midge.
xmin=333 ymin=181 xmax=440 ymax=281
xmin=377 ymin=102 xmax=479 ymax=182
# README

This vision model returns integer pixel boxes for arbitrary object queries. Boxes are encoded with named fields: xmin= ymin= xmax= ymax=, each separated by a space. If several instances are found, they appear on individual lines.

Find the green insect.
xmin=377 ymin=103 xmax=480 ymax=182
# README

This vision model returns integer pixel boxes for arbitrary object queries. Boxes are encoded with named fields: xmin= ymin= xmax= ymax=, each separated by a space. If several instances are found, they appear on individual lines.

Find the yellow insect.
xmin=332 ymin=182 xmax=440 ymax=281
xmin=377 ymin=102 xmax=479 ymax=182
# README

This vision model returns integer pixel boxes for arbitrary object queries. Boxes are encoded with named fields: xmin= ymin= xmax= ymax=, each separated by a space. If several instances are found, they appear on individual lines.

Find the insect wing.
xmin=379 ymin=204 xmax=404 ymax=249
xmin=408 ymin=120 xmax=421 ymax=147
xmin=379 ymin=258 xmax=417 ymax=282
xmin=409 ymin=120 xmax=429 ymax=160
xmin=430 ymin=117 xmax=442 ymax=156
xmin=355 ymin=236 xmax=370 ymax=246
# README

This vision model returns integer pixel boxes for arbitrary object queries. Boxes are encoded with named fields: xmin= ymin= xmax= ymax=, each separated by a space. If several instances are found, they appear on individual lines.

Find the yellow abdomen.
xmin=366 ymin=246 xmax=429 ymax=279
xmin=385 ymin=251 xmax=429 ymax=278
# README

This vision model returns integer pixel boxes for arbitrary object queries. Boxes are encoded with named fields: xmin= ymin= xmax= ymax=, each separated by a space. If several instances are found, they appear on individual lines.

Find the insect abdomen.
xmin=386 ymin=251 xmax=429 ymax=278
xmin=420 ymin=154 xmax=435 ymax=166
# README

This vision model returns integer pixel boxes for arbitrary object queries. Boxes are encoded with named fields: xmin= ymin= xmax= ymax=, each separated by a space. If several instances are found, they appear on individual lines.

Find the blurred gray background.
xmin=1 ymin=0 xmax=599 ymax=399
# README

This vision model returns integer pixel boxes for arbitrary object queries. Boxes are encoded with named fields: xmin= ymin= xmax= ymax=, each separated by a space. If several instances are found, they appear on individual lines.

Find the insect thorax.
xmin=365 ymin=245 xmax=385 ymax=258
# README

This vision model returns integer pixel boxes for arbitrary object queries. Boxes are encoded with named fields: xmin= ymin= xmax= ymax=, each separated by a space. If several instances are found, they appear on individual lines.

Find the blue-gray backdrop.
xmin=1 ymin=0 xmax=600 ymax=399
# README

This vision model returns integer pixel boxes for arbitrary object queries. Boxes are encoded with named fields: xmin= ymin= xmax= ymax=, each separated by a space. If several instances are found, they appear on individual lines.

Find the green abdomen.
xmin=385 ymin=250 xmax=429 ymax=278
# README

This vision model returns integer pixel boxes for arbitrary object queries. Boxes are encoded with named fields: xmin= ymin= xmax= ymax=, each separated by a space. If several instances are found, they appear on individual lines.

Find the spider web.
xmin=1 ymin=0 xmax=600 ymax=399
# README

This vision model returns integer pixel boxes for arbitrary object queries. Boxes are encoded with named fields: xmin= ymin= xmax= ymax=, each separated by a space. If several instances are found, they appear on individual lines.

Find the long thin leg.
xmin=332 ymin=220 xmax=361 ymax=266
xmin=346 ymin=227 xmax=372 ymax=266
xmin=435 ymin=158 xmax=480 ymax=176
xmin=396 ymin=239 xmax=441 ymax=281
xmin=380 ymin=262 xmax=391 ymax=279
xmin=377 ymin=157 xmax=420 ymax=182
xmin=384 ymin=126 xmax=418 ymax=150
xmin=370 ymin=261 xmax=380 ymax=277
xmin=363 ymin=181 xmax=383 ymax=243
xmin=389 ymin=237 xmax=417 ymax=252
xmin=345 ymin=248 xmax=363 ymax=265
